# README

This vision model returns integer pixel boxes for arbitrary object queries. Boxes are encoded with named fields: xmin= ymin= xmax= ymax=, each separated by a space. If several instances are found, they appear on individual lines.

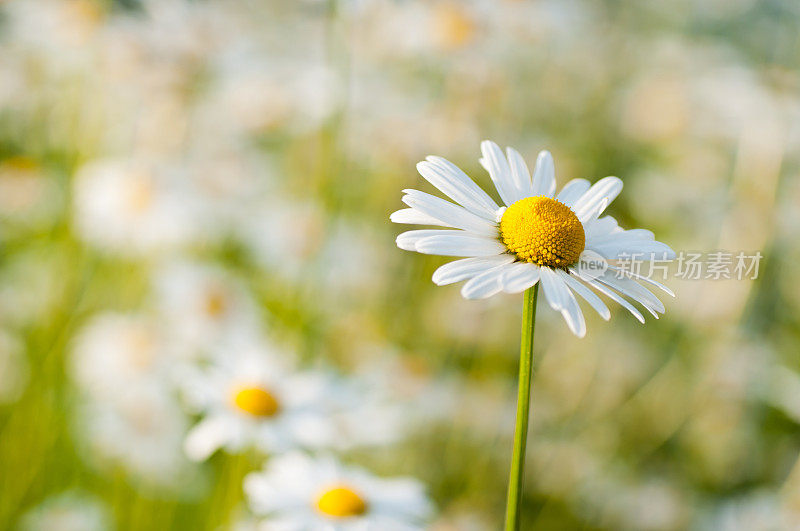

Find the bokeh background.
xmin=1 ymin=0 xmax=800 ymax=529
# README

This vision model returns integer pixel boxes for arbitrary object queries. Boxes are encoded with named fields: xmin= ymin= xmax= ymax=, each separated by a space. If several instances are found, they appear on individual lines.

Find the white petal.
xmin=402 ymin=189 xmax=498 ymax=236
xmin=557 ymin=269 xmax=611 ymax=320
xmin=620 ymin=240 xmax=677 ymax=260
xmin=541 ymin=268 xmax=586 ymax=336
xmin=560 ymin=290 xmax=587 ymax=337
xmin=578 ymin=197 xmax=608 ymax=224
xmin=427 ymin=156 xmax=501 ymax=214
xmin=500 ymin=262 xmax=540 ymax=293
xmin=539 ymin=266 xmax=569 ymax=311
xmin=396 ymin=229 xmax=455 ymax=251
xmin=622 ymin=229 xmax=655 ymax=240
xmin=571 ymin=267 xmax=645 ymax=323
xmin=415 ymin=233 xmax=507 ymax=257
xmin=588 ymin=238 xmax=676 ymax=260
xmin=573 ymin=176 xmax=623 ymax=219
xmin=556 ymin=179 xmax=591 ymax=207
xmin=596 ymin=271 xmax=665 ymax=317
xmin=418 ymin=157 xmax=499 ymax=219
xmin=390 ymin=208 xmax=446 ymax=226
xmin=506 ymin=147 xmax=533 ymax=199
xmin=587 ymin=229 xmax=674 ymax=259
xmin=606 ymin=265 xmax=675 ymax=297
xmin=432 ymin=255 xmax=515 ymax=285
xmin=480 ymin=140 xmax=520 ymax=206
xmin=584 ymin=216 xmax=621 ymax=240
xmin=590 ymin=229 xmax=654 ymax=244
xmin=531 ymin=150 xmax=556 ymax=197
xmin=184 ymin=416 xmax=232 ymax=461
xmin=461 ymin=266 xmax=506 ymax=299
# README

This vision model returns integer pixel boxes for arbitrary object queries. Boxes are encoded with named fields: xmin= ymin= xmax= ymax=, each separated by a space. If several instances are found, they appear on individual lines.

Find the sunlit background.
xmin=1 ymin=0 xmax=800 ymax=529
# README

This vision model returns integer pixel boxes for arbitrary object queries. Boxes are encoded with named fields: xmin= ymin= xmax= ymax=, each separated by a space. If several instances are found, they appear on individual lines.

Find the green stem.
xmin=504 ymin=284 xmax=539 ymax=531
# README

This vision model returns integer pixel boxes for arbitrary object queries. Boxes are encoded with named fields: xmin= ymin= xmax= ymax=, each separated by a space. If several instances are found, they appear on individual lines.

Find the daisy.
xmin=72 ymin=158 xmax=199 ymax=256
xmin=70 ymin=313 xmax=170 ymax=399
xmin=19 ymin=491 xmax=109 ymax=531
xmin=243 ymin=452 xmax=433 ymax=531
xmin=152 ymin=261 xmax=261 ymax=353
xmin=391 ymin=140 xmax=675 ymax=337
xmin=0 ymin=156 xmax=59 ymax=228
xmin=180 ymin=343 xmax=347 ymax=461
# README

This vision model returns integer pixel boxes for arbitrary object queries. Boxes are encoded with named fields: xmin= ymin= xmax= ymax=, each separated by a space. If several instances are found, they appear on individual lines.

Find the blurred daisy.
xmin=70 ymin=313 xmax=168 ymax=399
xmin=244 ymin=452 xmax=433 ymax=531
xmin=152 ymin=261 xmax=261 ymax=353
xmin=4 ymin=0 xmax=102 ymax=58
xmin=72 ymin=158 xmax=199 ymax=255
xmin=180 ymin=345 xmax=346 ymax=461
xmin=704 ymin=490 xmax=799 ymax=531
xmin=19 ymin=491 xmax=109 ymax=531
xmin=392 ymin=140 xmax=675 ymax=337
xmin=0 ymin=156 xmax=61 ymax=228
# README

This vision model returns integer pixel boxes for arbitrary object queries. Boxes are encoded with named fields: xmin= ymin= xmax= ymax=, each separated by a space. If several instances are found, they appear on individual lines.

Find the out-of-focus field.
xmin=1 ymin=0 xmax=800 ymax=529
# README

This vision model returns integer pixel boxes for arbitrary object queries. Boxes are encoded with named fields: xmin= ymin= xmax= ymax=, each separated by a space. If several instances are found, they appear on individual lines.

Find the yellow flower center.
xmin=499 ymin=196 xmax=585 ymax=268
xmin=316 ymin=485 xmax=368 ymax=518
xmin=203 ymin=287 xmax=228 ymax=318
xmin=434 ymin=3 xmax=476 ymax=50
xmin=231 ymin=386 xmax=281 ymax=417
xmin=126 ymin=176 xmax=154 ymax=213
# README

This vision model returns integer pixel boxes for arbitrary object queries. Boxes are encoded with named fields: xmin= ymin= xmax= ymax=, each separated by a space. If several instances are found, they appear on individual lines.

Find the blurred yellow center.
xmin=316 ymin=486 xmax=368 ymax=518
xmin=127 ymin=177 xmax=154 ymax=213
xmin=500 ymin=196 xmax=585 ymax=268
xmin=434 ymin=4 xmax=476 ymax=50
xmin=232 ymin=386 xmax=280 ymax=417
xmin=204 ymin=288 xmax=228 ymax=318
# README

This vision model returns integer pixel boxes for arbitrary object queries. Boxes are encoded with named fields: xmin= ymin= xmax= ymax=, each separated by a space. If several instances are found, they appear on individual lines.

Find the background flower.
xmin=244 ymin=452 xmax=433 ymax=530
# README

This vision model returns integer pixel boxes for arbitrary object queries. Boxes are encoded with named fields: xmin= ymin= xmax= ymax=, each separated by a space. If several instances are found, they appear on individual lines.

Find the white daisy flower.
xmin=392 ymin=140 xmax=676 ymax=337
xmin=70 ymin=313 xmax=172 ymax=400
xmin=180 ymin=346 xmax=345 ymax=461
xmin=19 ymin=491 xmax=109 ymax=531
xmin=152 ymin=261 xmax=261 ymax=353
xmin=72 ymin=158 xmax=199 ymax=256
xmin=243 ymin=452 xmax=433 ymax=531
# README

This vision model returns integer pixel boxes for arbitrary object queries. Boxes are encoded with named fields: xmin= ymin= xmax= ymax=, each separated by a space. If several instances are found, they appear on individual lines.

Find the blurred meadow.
xmin=1 ymin=0 xmax=800 ymax=529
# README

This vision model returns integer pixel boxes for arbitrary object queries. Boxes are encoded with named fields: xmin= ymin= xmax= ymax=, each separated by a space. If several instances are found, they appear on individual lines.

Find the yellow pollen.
xmin=315 ymin=485 xmax=368 ymax=518
xmin=231 ymin=386 xmax=281 ymax=417
xmin=500 ymin=196 xmax=585 ymax=268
